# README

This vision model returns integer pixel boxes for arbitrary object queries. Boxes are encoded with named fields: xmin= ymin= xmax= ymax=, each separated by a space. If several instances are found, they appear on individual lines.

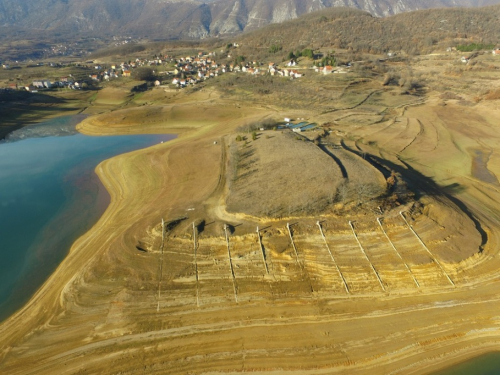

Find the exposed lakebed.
xmin=0 ymin=115 xmax=175 ymax=321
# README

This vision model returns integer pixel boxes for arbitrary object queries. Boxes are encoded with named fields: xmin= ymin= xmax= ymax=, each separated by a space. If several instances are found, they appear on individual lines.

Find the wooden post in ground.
xmin=224 ymin=224 xmax=238 ymax=302
xmin=256 ymin=226 xmax=269 ymax=274
xmin=316 ymin=221 xmax=349 ymax=294
xmin=192 ymin=221 xmax=196 ymax=250
xmin=349 ymin=221 xmax=386 ymax=292
xmin=157 ymin=218 xmax=166 ymax=312
xmin=377 ymin=218 xmax=419 ymax=288
xmin=287 ymin=223 xmax=300 ymax=265
xmin=399 ymin=211 xmax=455 ymax=287
xmin=193 ymin=222 xmax=200 ymax=307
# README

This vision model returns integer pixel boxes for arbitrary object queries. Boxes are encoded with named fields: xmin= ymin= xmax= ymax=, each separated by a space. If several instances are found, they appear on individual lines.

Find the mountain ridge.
xmin=1 ymin=0 xmax=500 ymax=41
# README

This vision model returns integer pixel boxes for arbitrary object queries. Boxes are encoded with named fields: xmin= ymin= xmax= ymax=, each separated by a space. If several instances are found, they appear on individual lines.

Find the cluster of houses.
xmin=268 ymin=62 xmax=304 ymax=78
xmin=314 ymin=65 xmax=349 ymax=74
xmin=456 ymin=48 xmax=500 ymax=64
xmin=90 ymin=56 xmax=176 ymax=82
xmin=168 ymin=52 xmax=303 ymax=88
xmin=169 ymin=54 xmax=307 ymax=87
xmin=1 ymin=55 xmax=175 ymax=92
xmin=170 ymin=52 xmax=225 ymax=87
xmin=24 ymin=76 xmax=84 ymax=92
xmin=2 ymin=47 xmax=357 ymax=92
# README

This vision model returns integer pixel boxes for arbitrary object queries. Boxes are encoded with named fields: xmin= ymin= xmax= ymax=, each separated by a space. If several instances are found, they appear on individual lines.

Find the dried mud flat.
xmin=2 ymin=83 xmax=500 ymax=375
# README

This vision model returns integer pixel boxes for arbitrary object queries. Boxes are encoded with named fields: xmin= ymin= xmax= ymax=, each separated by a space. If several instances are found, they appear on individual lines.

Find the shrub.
xmin=132 ymin=67 xmax=156 ymax=81
xmin=269 ymin=44 xmax=283 ymax=53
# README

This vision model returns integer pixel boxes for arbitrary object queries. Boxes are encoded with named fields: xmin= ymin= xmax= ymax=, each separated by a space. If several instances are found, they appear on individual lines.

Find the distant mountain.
xmin=1 ymin=0 xmax=500 ymax=40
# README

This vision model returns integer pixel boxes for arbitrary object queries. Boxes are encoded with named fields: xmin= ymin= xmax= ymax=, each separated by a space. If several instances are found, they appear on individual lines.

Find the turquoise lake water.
xmin=431 ymin=352 xmax=500 ymax=375
xmin=0 ymin=115 xmax=174 ymax=321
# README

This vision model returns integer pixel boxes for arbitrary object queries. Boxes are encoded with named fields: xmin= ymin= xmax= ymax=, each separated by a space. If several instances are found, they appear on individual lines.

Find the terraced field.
xmin=154 ymin=209 xmax=477 ymax=308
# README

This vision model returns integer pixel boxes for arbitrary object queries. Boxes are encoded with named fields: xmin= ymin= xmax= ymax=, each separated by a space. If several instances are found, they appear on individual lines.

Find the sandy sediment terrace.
xmin=2 ymin=84 xmax=500 ymax=375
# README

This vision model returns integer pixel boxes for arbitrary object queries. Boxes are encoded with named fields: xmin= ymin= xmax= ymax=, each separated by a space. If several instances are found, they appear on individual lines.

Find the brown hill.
xmin=233 ymin=5 xmax=500 ymax=58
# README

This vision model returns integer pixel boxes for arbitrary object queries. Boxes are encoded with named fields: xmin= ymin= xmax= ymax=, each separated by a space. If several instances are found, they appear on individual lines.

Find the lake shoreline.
xmin=0 ymin=116 xmax=177 ymax=322
xmin=0 ymin=91 xmax=242 ymax=353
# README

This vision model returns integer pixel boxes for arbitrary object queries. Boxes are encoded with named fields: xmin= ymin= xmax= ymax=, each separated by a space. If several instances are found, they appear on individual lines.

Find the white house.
xmin=322 ymin=66 xmax=334 ymax=74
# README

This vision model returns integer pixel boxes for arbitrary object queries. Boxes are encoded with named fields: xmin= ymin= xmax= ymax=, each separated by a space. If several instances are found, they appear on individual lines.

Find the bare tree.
xmin=336 ymin=180 xmax=352 ymax=204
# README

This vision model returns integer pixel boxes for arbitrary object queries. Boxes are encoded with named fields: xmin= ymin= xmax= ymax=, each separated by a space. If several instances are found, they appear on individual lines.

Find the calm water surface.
xmin=0 ymin=115 xmax=174 ymax=321
xmin=431 ymin=352 xmax=500 ymax=375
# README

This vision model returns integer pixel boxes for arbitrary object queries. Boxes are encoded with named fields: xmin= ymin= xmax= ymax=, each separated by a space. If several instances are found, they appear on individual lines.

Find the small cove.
xmin=0 ymin=115 xmax=175 ymax=321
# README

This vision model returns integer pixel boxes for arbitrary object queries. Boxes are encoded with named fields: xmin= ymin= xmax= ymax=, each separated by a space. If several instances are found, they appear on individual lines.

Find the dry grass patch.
xmin=77 ymin=100 xmax=247 ymax=135
xmin=483 ymin=89 xmax=500 ymax=101
xmin=226 ymin=131 xmax=344 ymax=218
xmin=93 ymin=87 xmax=131 ymax=105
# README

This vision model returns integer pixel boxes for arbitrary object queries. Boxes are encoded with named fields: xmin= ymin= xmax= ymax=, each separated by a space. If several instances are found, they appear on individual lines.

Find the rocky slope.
xmin=1 ymin=0 xmax=500 ymax=40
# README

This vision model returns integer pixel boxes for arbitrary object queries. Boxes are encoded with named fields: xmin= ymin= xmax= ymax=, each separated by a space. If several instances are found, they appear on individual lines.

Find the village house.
xmin=25 ymin=85 xmax=38 ymax=93
xmin=32 ymin=80 xmax=53 ymax=89
xmin=322 ymin=65 xmax=334 ymax=74
xmin=32 ymin=81 xmax=44 ymax=89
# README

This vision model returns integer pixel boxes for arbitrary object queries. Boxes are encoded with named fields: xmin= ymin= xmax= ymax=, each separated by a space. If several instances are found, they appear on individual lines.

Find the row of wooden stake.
xmin=156 ymin=213 xmax=454 ymax=310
